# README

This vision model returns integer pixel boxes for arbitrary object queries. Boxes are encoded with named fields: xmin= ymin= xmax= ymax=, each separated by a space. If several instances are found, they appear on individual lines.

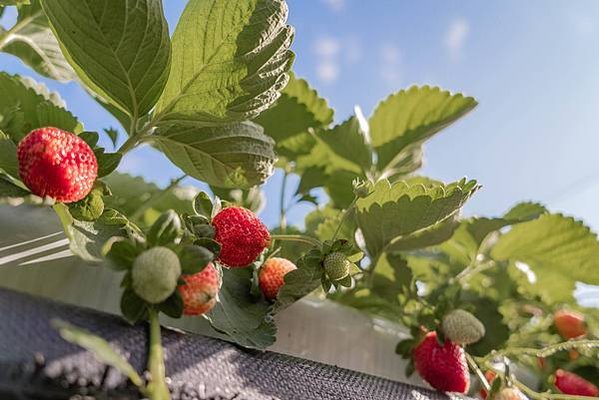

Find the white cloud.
xmin=316 ymin=61 xmax=339 ymax=84
xmin=313 ymin=36 xmax=342 ymax=84
xmin=379 ymin=43 xmax=402 ymax=86
xmin=321 ymin=0 xmax=345 ymax=12
xmin=445 ymin=18 xmax=469 ymax=59
xmin=314 ymin=36 xmax=341 ymax=58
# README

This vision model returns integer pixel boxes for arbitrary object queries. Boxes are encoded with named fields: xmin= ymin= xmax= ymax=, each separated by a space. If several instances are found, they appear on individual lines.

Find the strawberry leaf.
xmin=1 ymin=0 xmax=76 ymax=82
xmin=255 ymin=73 xmax=333 ymax=160
xmin=41 ymin=0 xmax=172 ymax=118
xmin=0 ymin=72 xmax=80 ymax=142
xmin=154 ymin=0 xmax=294 ymax=126
xmin=205 ymin=267 xmax=276 ymax=350
xmin=153 ymin=121 xmax=276 ymax=189
xmin=492 ymin=214 xmax=599 ymax=303
xmin=355 ymin=178 xmax=480 ymax=259
xmin=370 ymin=86 xmax=477 ymax=175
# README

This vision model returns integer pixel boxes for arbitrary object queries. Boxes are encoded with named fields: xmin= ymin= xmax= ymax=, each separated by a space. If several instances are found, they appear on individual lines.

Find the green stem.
xmin=146 ymin=309 xmax=170 ymax=400
xmin=279 ymin=170 xmax=288 ymax=233
xmin=466 ymin=353 xmax=490 ymax=392
xmin=130 ymin=174 xmax=187 ymax=220
xmin=271 ymin=234 xmax=321 ymax=248
xmin=331 ymin=197 xmax=357 ymax=242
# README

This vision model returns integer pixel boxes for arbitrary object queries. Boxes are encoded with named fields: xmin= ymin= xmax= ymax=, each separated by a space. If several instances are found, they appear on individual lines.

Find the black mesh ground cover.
xmin=0 ymin=288 xmax=469 ymax=400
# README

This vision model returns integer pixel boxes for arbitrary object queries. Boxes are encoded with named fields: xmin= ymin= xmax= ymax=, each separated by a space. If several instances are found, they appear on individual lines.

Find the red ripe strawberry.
xmin=413 ymin=331 xmax=470 ymax=393
xmin=212 ymin=206 xmax=270 ymax=268
xmin=554 ymin=369 xmax=599 ymax=397
xmin=259 ymin=257 xmax=296 ymax=300
xmin=17 ymin=127 xmax=97 ymax=203
xmin=554 ymin=309 xmax=586 ymax=339
xmin=178 ymin=263 xmax=220 ymax=316
xmin=480 ymin=370 xmax=497 ymax=399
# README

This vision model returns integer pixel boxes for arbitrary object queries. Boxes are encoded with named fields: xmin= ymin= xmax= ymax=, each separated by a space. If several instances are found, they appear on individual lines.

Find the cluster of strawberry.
xmin=16 ymin=127 xmax=297 ymax=316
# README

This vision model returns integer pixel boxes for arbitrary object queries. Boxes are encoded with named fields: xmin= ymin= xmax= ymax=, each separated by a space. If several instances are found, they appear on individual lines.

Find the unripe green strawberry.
xmin=323 ymin=252 xmax=350 ymax=281
xmin=259 ymin=257 xmax=297 ymax=300
xmin=212 ymin=206 xmax=270 ymax=268
xmin=442 ymin=309 xmax=485 ymax=345
xmin=17 ymin=127 xmax=98 ymax=203
xmin=132 ymin=247 xmax=181 ymax=304
xmin=178 ymin=263 xmax=220 ymax=316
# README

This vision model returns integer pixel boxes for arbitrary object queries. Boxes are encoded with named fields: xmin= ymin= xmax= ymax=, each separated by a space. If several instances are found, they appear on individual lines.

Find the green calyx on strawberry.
xmin=132 ymin=246 xmax=181 ymax=304
xmin=412 ymin=331 xmax=470 ymax=393
xmin=442 ymin=309 xmax=485 ymax=345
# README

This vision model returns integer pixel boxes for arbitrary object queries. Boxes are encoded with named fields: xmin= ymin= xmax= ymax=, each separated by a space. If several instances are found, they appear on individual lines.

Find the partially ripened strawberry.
xmin=554 ymin=369 xmax=599 ymax=397
xmin=259 ymin=257 xmax=297 ymax=300
xmin=178 ymin=263 xmax=220 ymax=316
xmin=17 ymin=127 xmax=98 ymax=203
xmin=212 ymin=206 xmax=270 ymax=268
xmin=413 ymin=331 xmax=470 ymax=393
xmin=554 ymin=309 xmax=586 ymax=339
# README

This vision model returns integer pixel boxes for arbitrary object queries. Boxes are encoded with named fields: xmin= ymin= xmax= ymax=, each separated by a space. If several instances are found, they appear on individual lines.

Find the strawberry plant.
xmin=2 ymin=1 xmax=599 ymax=399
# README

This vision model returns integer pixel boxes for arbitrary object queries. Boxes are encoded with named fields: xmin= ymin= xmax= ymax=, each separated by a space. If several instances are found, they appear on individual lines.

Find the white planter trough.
xmin=0 ymin=205 xmax=425 ymax=387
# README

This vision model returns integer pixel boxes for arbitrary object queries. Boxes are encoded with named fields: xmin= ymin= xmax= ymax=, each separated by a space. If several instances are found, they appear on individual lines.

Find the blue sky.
xmin=2 ymin=1 xmax=599 ymax=233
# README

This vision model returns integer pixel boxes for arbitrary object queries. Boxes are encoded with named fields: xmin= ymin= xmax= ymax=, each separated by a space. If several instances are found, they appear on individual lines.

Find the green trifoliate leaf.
xmin=51 ymin=319 xmax=144 ymax=388
xmin=41 ymin=0 xmax=171 ymax=118
xmin=370 ymin=86 xmax=477 ymax=174
xmin=355 ymin=178 xmax=480 ymax=259
xmin=0 ymin=73 xmax=80 ymax=142
xmin=254 ymin=73 xmax=333 ymax=160
xmin=154 ymin=121 xmax=277 ymax=189
xmin=53 ymin=204 xmax=130 ymax=263
xmin=205 ymin=267 xmax=276 ymax=350
xmin=1 ymin=0 xmax=76 ymax=82
xmin=491 ymin=214 xmax=599 ymax=302
xmin=387 ymin=216 xmax=460 ymax=252
xmin=154 ymin=0 xmax=293 ymax=126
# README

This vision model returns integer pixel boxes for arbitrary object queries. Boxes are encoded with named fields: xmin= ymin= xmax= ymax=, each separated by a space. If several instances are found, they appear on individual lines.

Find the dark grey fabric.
xmin=0 ymin=288 xmax=468 ymax=400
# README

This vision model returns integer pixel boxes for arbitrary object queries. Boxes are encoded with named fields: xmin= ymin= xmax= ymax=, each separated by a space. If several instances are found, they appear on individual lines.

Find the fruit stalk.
xmin=146 ymin=308 xmax=170 ymax=400
xmin=270 ymin=234 xmax=322 ymax=248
